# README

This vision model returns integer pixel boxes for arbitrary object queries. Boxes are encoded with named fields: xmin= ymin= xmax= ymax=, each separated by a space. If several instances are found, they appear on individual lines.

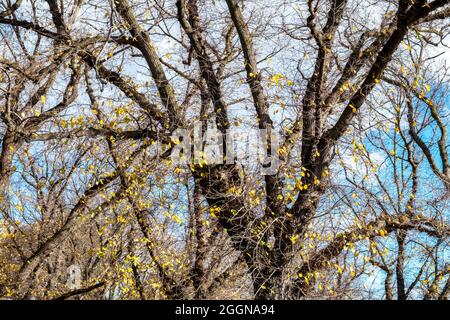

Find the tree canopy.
xmin=0 ymin=0 xmax=449 ymax=300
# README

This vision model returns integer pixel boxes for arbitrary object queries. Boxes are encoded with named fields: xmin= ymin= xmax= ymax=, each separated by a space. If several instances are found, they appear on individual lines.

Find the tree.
xmin=0 ymin=0 xmax=449 ymax=300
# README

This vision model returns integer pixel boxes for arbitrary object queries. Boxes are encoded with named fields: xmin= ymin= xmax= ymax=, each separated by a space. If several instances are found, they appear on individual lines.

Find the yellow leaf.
xmin=172 ymin=215 xmax=182 ymax=224
xmin=270 ymin=73 xmax=284 ymax=85
xmin=290 ymin=234 xmax=299 ymax=244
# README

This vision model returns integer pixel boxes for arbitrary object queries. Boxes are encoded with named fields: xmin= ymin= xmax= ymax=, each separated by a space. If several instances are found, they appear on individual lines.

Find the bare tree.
xmin=0 ymin=0 xmax=449 ymax=300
